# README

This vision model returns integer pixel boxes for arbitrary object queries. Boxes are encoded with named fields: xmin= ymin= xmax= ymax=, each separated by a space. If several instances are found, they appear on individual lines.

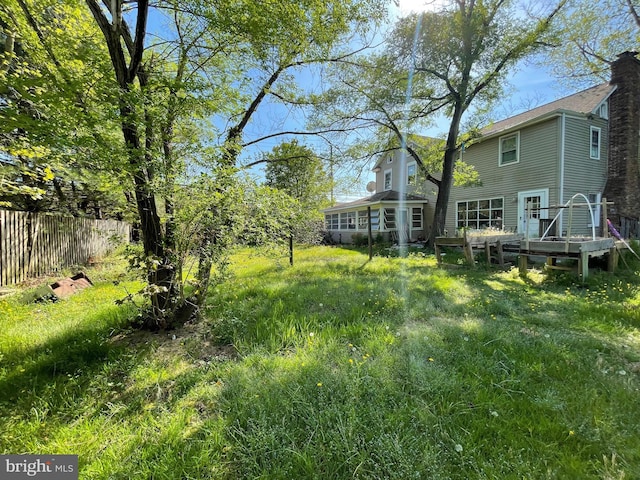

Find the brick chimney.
xmin=603 ymin=51 xmax=640 ymax=225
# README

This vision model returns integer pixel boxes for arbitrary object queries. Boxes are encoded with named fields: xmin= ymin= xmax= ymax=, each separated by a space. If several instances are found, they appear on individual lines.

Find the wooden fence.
xmin=0 ymin=210 xmax=130 ymax=287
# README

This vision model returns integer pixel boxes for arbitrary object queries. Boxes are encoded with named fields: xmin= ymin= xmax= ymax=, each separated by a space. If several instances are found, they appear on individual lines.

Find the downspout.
xmin=558 ymin=112 xmax=566 ymax=235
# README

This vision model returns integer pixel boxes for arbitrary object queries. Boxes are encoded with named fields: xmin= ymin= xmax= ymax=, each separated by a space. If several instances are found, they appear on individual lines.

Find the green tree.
xmin=263 ymin=141 xmax=332 ymax=211
xmin=318 ymin=0 xmax=564 ymax=244
xmin=0 ymin=0 xmax=130 ymax=217
xmin=84 ymin=0 xmax=384 ymax=328
xmin=396 ymin=1 xmax=565 ymax=242
xmin=5 ymin=0 xmax=383 ymax=327
xmin=545 ymin=0 xmax=640 ymax=85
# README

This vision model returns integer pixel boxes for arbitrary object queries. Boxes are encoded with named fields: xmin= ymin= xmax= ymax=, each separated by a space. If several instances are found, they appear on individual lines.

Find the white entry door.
xmin=518 ymin=189 xmax=549 ymax=237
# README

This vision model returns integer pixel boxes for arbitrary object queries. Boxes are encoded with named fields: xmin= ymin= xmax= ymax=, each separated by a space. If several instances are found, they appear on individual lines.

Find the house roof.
xmin=480 ymin=83 xmax=616 ymax=138
xmin=323 ymin=190 xmax=428 ymax=213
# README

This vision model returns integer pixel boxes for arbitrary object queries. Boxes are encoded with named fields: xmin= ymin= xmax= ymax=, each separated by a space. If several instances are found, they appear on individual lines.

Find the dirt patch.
xmin=109 ymin=320 xmax=239 ymax=364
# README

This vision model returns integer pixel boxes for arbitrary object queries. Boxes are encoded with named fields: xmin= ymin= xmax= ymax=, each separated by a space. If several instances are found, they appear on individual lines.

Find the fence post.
xmin=367 ymin=206 xmax=373 ymax=260
xmin=289 ymin=231 xmax=294 ymax=266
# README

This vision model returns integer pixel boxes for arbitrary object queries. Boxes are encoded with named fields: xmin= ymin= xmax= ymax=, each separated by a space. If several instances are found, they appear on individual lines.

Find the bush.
xmin=293 ymin=218 xmax=324 ymax=245
xmin=352 ymin=233 xmax=369 ymax=247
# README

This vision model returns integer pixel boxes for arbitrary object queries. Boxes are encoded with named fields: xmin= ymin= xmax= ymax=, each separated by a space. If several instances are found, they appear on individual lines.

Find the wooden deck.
xmin=518 ymin=237 xmax=617 ymax=280
xmin=435 ymin=232 xmax=620 ymax=280
xmin=435 ymin=233 xmax=523 ymax=267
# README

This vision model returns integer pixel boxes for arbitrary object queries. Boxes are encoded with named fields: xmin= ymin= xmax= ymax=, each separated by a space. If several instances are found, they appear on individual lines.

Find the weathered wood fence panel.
xmin=0 ymin=210 xmax=130 ymax=287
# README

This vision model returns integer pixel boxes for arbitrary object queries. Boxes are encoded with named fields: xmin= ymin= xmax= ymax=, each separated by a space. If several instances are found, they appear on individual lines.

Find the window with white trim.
xmin=457 ymin=198 xmax=504 ymax=229
xmin=357 ymin=210 xmax=368 ymax=230
xmin=590 ymin=126 xmax=601 ymax=159
xmin=384 ymin=208 xmax=396 ymax=229
xmin=325 ymin=213 xmax=338 ymax=229
xmin=340 ymin=213 xmax=348 ymax=230
xmin=499 ymin=132 xmax=519 ymax=166
xmin=407 ymin=162 xmax=417 ymax=185
xmin=370 ymin=209 xmax=380 ymax=230
xmin=384 ymin=170 xmax=392 ymax=190
xmin=347 ymin=211 xmax=356 ymax=229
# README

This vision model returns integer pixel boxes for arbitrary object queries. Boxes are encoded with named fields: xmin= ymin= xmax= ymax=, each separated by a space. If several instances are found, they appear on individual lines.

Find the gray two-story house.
xmin=445 ymin=82 xmax=612 ymax=238
xmin=324 ymin=52 xmax=640 ymax=243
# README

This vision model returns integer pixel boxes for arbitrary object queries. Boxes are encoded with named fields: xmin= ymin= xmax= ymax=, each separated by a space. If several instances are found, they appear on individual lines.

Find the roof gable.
xmin=480 ymin=83 xmax=615 ymax=138
xmin=371 ymin=135 xmax=444 ymax=170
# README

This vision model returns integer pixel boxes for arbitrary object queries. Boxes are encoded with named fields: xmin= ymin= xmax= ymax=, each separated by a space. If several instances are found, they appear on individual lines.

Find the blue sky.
xmin=240 ymin=1 xmax=579 ymax=201
xmin=145 ymin=1 xmax=578 ymax=200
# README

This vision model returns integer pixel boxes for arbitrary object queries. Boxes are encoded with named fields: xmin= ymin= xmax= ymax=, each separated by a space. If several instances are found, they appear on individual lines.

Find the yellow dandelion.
xmin=317 ymin=382 xmax=323 ymax=387
xmin=428 ymin=357 xmax=434 ymax=362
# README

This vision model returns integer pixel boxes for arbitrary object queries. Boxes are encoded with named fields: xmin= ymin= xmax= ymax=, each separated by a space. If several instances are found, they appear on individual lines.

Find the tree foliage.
xmin=316 ymin=0 xmax=564 ymax=244
xmin=86 ymin=0 xmax=383 ymax=328
xmin=393 ymin=0 xmax=565 ymax=242
xmin=545 ymin=0 xmax=640 ymax=86
xmin=0 ymin=0 xmax=130 ymax=217
xmin=264 ymin=140 xmax=332 ymax=211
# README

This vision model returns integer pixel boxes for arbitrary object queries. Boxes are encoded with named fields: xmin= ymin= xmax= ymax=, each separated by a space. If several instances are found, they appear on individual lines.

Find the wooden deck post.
xmin=518 ymin=254 xmax=528 ymax=276
xmin=579 ymin=251 xmax=589 ymax=280
xmin=435 ymin=243 xmax=442 ymax=264
xmin=608 ymin=245 xmax=618 ymax=272
xmin=463 ymin=230 xmax=475 ymax=267
xmin=484 ymin=240 xmax=491 ymax=265
xmin=495 ymin=240 xmax=505 ymax=267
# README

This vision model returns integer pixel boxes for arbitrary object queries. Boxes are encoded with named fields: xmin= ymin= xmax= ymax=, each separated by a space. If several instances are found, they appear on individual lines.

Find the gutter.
xmin=558 ymin=112 xmax=566 ymax=234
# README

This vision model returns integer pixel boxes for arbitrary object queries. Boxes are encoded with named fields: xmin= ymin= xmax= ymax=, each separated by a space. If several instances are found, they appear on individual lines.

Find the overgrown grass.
xmin=1 ymin=246 xmax=639 ymax=479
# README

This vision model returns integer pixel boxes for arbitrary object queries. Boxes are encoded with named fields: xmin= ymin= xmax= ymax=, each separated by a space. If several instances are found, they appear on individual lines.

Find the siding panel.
xmin=560 ymin=116 xmax=609 ymax=235
xmin=446 ymin=117 xmax=561 ymax=233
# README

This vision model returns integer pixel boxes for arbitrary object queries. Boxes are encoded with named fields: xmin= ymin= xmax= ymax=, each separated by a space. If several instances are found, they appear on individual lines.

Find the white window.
xmin=590 ymin=126 xmax=601 ymax=159
xmin=598 ymin=102 xmax=608 ymax=119
xmin=370 ymin=209 xmax=380 ymax=231
xmin=357 ymin=210 xmax=368 ymax=230
xmin=339 ymin=212 xmax=357 ymax=230
xmin=384 ymin=170 xmax=392 ymax=190
xmin=340 ymin=213 xmax=348 ymax=230
xmin=325 ymin=214 xmax=338 ymax=229
xmin=407 ymin=162 xmax=417 ymax=185
xmin=499 ymin=132 xmax=519 ymax=166
xmin=347 ymin=211 xmax=356 ymax=230
xmin=457 ymin=198 xmax=504 ymax=229
xmin=384 ymin=208 xmax=396 ymax=229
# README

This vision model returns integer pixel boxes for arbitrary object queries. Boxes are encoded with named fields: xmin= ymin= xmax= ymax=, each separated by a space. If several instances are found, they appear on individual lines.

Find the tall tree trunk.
xmin=427 ymin=101 xmax=463 ymax=246
xmin=87 ymin=0 xmax=183 ymax=329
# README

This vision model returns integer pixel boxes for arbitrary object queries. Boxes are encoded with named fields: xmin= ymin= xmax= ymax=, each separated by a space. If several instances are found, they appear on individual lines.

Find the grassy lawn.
xmin=1 ymin=246 xmax=639 ymax=479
